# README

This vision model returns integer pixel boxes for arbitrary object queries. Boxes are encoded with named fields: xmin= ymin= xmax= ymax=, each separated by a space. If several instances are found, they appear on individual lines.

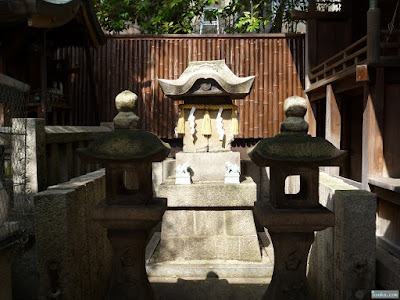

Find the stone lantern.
xmin=77 ymin=91 xmax=170 ymax=300
xmin=248 ymin=96 xmax=346 ymax=299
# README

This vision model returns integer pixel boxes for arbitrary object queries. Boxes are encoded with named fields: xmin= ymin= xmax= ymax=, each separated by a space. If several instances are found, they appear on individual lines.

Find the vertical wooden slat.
xmin=255 ymin=39 xmax=261 ymax=138
xmin=163 ymin=40 xmax=169 ymax=138
xmin=263 ymin=39 xmax=268 ymax=137
xmin=288 ymin=39 xmax=293 ymax=99
xmin=282 ymin=38 xmax=288 ymax=125
xmin=278 ymin=39 xmax=284 ymax=127
xmin=249 ymin=39 xmax=255 ymax=138
xmin=272 ymin=39 xmax=279 ymax=135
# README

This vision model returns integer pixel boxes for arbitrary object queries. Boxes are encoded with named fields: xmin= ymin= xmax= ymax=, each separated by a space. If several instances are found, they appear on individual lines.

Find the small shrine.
xmin=248 ymin=96 xmax=347 ymax=299
xmin=78 ymin=91 xmax=170 ymax=299
xmin=155 ymin=60 xmax=262 ymax=264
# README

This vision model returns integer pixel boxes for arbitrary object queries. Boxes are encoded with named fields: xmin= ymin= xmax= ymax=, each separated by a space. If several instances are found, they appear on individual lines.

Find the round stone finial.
xmin=113 ymin=90 xmax=140 ymax=129
xmin=280 ymin=96 xmax=309 ymax=134
xmin=115 ymin=90 xmax=138 ymax=112
xmin=284 ymin=96 xmax=307 ymax=118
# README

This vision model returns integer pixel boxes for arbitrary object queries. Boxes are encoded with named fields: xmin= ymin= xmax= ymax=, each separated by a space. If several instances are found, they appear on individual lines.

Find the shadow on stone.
xmin=151 ymin=271 xmax=269 ymax=300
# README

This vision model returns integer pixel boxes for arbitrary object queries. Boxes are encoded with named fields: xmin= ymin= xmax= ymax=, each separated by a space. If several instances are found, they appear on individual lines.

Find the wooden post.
xmin=40 ymin=29 xmax=47 ymax=122
xmin=84 ymin=36 xmax=100 ymax=125
xmin=325 ymin=84 xmax=341 ymax=176
xmin=362 ymin=68 xmax=385 ymax=190
xmin=367 ymin=1 xmax=381 ymax=64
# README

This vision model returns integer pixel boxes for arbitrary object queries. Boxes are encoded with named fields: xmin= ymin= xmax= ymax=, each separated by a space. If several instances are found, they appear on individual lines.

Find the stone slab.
xmin=157 ymin=177 xmax=256 ymax=207
xmin=176 ymin=151 xmax=240 ymax=183
xmin=307 ymin=172 xmax=376 ymax=300
xmin=146 ymin=232 xmax=272 ymax=279
xmin=158 ymin=209 xmax=261 ymax=262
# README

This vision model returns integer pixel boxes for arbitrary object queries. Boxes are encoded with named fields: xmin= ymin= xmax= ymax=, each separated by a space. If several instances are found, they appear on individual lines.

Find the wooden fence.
xmin=57 ymin=34 xmax=305 ymax=139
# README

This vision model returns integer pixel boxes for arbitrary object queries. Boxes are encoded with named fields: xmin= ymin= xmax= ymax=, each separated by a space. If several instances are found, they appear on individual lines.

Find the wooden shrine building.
xmin=293 ymin=0 xmax=400 ymax=288
xmin=0 ymin=0 xmax=105 ymax=125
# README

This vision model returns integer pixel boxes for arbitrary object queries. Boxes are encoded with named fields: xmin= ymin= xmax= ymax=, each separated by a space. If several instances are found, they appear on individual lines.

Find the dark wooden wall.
xmin=56 ymin=34 xmax=305 ymax=139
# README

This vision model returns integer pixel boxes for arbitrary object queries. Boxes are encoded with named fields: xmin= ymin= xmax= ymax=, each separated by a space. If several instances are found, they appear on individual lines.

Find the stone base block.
xmin=157 ymin=210 xmax=261 ymax=262
xmin=157 ymin=177 xmax=256 ymax=207
xmin=146 ymin=232 xmax=273 ymax=279
xmin=176 ymin=151 xmax=240 ymax=183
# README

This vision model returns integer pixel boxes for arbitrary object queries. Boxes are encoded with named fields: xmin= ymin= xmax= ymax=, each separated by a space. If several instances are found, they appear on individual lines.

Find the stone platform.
xmin=146 ymin=232 xmax=273 ymax=279
xmin=176 ymin=152 xmax=240 ymax=183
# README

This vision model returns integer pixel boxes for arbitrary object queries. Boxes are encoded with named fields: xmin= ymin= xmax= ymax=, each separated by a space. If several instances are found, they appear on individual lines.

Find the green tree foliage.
xmin=94 ymin=0 xmax=217 ymax=33
xmin=94 ymin=0 xmax=307 ymax=34
xmin=219 ymin=0 xmax=307 ymax=33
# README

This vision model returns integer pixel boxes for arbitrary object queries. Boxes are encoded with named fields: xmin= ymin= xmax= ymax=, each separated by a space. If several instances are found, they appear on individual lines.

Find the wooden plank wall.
xmin=56 ymin=34 xmax=305 ymax=139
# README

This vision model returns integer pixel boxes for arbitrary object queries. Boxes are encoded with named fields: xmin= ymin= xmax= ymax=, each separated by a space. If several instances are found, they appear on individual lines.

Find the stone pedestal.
xmin=157 ymin=177 xmax=261 ymax=262
xmin=254 ymin=202 xmax=335 ymax=299
xmin=93 ymin=198 xmax=166 ymax=300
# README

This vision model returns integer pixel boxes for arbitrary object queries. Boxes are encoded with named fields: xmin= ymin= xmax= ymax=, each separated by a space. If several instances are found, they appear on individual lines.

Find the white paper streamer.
xmin=188 ymin=107 xmax=196 ymax=137
xmin=216 ymin=107 xmax=224 ymax=141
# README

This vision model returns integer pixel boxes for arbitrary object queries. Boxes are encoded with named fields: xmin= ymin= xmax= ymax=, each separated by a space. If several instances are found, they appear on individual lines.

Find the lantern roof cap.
xmin=77 ymin=129 xmax=171 ymax=163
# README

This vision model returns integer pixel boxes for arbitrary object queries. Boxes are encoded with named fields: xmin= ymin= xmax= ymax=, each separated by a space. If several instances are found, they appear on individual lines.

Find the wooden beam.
xmin=325 ymin=84 xmax=341 ymax=176
xmin=305 ymin=96 xmax=316 ymax=136
xmin=362 ymin=68 xmax=385 ymax=190
xmin=356 ymin=64 xmax=370 ymax=82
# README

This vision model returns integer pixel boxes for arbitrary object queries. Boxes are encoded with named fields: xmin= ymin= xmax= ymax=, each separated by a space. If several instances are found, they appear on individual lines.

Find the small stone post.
xmin=12 ymin=118 xmax=46 ymax=209
xmin=248 ymin=96 xmax=346 ymax=299
xmin=77 ymin=91 xmax=170 ymax=299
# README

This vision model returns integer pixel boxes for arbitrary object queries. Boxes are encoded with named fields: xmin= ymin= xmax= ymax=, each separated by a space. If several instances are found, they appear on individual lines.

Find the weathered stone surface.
xmin=0 ymin=181 xmax=9 ymax=227
xmin=240 ymin=236 xmax=263 ymax=261
xmin=225 ymin=210 xmax=257 ymax=236
xmin=147 ymin=231 xmax=272 ymax=278
xmin=307 ymin=172 xmax=376 ymax=300
xmin=176 ymin=152 xmax=240 ymax=182
xmin=159 ymin=211 xmax=195 ymax=237
xmin=157 ymin=177 xmax=256 ymax=207
xmin=195 ymin=211 xmax=224 ymax=236
xmin=113 ymin=90 xmax=139 ymax=129
xmin=158 ymin=235 xmax=261 ymax=262
xmin=158 ymin=209 xmax=261 ymax=262
xmin=215 ymin=236 xmax=240 ymax=260
xmin=34 ymin=170 xmax=112 ymax=300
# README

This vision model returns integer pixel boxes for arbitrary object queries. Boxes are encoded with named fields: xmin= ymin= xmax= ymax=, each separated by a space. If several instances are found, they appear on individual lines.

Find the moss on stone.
xmin=77 ymin=129 xmax=171 ymax=162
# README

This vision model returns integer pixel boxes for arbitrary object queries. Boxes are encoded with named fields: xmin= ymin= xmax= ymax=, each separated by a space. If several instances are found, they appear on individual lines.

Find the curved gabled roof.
xmin=158 ymin=60 xmax=255 ymax=100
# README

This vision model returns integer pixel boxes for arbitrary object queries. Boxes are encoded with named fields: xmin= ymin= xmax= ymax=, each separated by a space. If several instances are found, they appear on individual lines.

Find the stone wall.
xmin=10 ymin=120 xmax=113 ymax=298
xmin=307 ymin=172 xmax=376 ymax=300
xmin=34 ymin=169 xmax=112 ymax=300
